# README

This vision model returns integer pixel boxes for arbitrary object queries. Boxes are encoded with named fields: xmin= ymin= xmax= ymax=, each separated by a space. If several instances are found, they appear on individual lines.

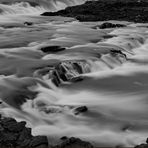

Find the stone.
xmin=110 ymin=50 xmax=127 ymax=59
xmin=74 ymin=106 xmax=88 ymax=115
xmin=50 ymin=60 xmax=90 ymax=86
xmin=99 ymin=22 xmax=126 ymax=29
xmin=40 ymin=46 xmax=66 ymax=53
xmin=29 ymin=136 xmax=48 ymax=147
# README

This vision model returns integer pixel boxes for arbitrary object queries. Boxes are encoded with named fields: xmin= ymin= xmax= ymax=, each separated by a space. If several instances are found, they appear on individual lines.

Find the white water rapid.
xmin=0 ymin=0 xmax=148 ymax=147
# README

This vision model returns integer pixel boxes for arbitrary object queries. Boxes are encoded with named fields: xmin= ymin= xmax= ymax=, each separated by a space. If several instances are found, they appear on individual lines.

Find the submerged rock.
xmin=24 ymin=22 xmax=33 ymax=26
xmin=74 ymin=106 xmax=88 ymax=115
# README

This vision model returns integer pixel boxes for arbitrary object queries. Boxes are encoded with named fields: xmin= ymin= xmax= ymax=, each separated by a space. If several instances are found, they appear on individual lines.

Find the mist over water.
xmin=0 ymin=0 xmax=148 ymax=147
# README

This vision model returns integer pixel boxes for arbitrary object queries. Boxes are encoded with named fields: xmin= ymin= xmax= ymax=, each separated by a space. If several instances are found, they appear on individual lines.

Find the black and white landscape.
xmin=0 ymin=0 xmax=148 ymax=147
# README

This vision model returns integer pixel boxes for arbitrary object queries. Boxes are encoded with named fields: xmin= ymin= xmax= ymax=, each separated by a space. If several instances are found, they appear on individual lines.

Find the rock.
xmin=0 ymin=116 xmax=49 ymax=148
xmin=29 ymin=136 xmax=48 ymax=147
xmin=135 ymin=144 xmax=148 ymax=148
xmin=0 ymin=117 xmax=95 ymax=148
xmin=99 ymin=22 xmax=126 ymax=29
xmin=110 ymin=50 xmax=127 ymax=59
xmin=40 ymin=46 xmax=66 ymax=53
xmin=55 ymin=137 xmax=94 ymax=148
xmin=24 ymin=22 xmax=33 ymax=26
xmin=74 ymin=106 xmax=88 ymax=115
xmin=1 ymin=118 xmax=26 ymax=133
xmin=41 ymin=0 xmax=148 ymax=23
xmin=50 ymin=60 xmax=90 ymax=86
xmin=135 ymin=138 xmax=148 ymax=148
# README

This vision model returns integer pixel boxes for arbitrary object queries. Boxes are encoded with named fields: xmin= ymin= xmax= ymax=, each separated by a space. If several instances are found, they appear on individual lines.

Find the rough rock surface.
xmin=0 ymin=116 xmax=48 ymax=148
xmin=41 ymin=0 xmax=148 ymax=23
xmin=55 ymin=137 xmax=94 ymax=148
xmin=0 ymin=115 xmax=95 ymax=148
xmin=49 ymin=60 xmax=91 ymax=86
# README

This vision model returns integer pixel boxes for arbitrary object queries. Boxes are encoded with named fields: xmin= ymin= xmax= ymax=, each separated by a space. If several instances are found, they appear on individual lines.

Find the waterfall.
xmin=0 ymin=0 xmax=87 ymax=15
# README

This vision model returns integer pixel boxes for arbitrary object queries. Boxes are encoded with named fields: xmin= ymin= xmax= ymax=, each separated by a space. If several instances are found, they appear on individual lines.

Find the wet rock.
xmin=110 ymin=50 xmax=127 ymax=59
xmin=135 ymin=138 xmax=148 ymax=148
xmin=99 ymin=22 xmax=126 ymax=29
xmin=50 ymin=60 xmax=90 ymax=86
xmin=29 ymin=136 xmax=48 ymax=147
xmin=135 ymin=144 xmax=148 ymax=148
xmin=74 ymin=106 xmax=88 ymax=115
xmin=0 ymin=116 xmax=49 ymax=148
xmin=24 ymin=22 xmax=33 ymax=26
xmin=40 ymin=46 xmax=66 ymax=53
xmin=1 ymin=118 xmax=25 ymax=132
xmin=41 ymin=0 xmax=148 ymax=23
xmin=55 ymin=137 xmax=94 ymax=148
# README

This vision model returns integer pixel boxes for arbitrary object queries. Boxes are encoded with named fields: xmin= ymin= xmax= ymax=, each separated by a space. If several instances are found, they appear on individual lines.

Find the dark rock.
xmin=135 ymin=138 xmax=148 ymax=148
xmin=0 ymin=117 xmax=95 ymax=148
xmin=29 ymin=136 xmax=48 ymax=147
xmin=24 ymin=22 xmax=33 ymax=26
xmin=1 ymin=118 xmax=26 ymax=133
xmin=40 ymin=46 xmax=66 ymax=53
xmin=61 ymin=136 xmax=68 ymax=141
xmin=74 ymin=106 xmax=88 ymax=115
xmin=110 ymin=50 xmax=127 ymax=59
xmin=99 ymin=22 xmax=126 ymax=29
xmin=50 ymin=60 xmax=90 ymax=86
xmin=41 ymin=0 xmax=148 ymax=23
xmin=54 ymin=137 xmax=94 ymax=148
xmin=135 ymin=144 xmax=148 ymax=148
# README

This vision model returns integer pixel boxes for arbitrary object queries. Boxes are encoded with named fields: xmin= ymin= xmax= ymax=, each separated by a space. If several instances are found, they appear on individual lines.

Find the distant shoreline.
xmin=41 ymin=0 xmax=148 ymax=23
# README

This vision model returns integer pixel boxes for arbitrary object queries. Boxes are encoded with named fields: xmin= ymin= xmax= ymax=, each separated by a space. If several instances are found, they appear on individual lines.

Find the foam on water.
xmin=0 ymin=8 xmax=148 ymax=147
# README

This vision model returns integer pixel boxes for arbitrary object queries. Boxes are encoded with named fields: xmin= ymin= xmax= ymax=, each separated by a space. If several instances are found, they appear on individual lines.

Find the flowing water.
xmin=0 ymin=0 xmax=148 ymax=147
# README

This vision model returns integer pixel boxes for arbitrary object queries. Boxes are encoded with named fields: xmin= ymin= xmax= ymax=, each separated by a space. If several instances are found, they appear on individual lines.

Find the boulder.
xmin=50 ymin=60 xmax=90 ymax=86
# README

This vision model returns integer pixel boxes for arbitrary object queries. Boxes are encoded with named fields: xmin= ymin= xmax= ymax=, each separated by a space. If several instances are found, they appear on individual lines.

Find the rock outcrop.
xmin=0 ymin=115 xmax=95 ymax=148
xmin=41 ymin=0 xmax=148 ymax=23
xmin=0 ymin=116 xmax=48 ymax=148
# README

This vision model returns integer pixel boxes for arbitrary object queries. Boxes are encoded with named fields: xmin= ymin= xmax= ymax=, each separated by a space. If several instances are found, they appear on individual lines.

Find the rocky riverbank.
xmin=0 ymin=115 xmax=94 ymax=148
xmin=41 ymin=0 xmax=148 ymax=23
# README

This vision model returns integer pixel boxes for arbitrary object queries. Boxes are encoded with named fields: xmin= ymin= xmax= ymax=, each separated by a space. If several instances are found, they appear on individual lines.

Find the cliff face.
xmin=41 ymin=0 xmax=148 ymax=23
